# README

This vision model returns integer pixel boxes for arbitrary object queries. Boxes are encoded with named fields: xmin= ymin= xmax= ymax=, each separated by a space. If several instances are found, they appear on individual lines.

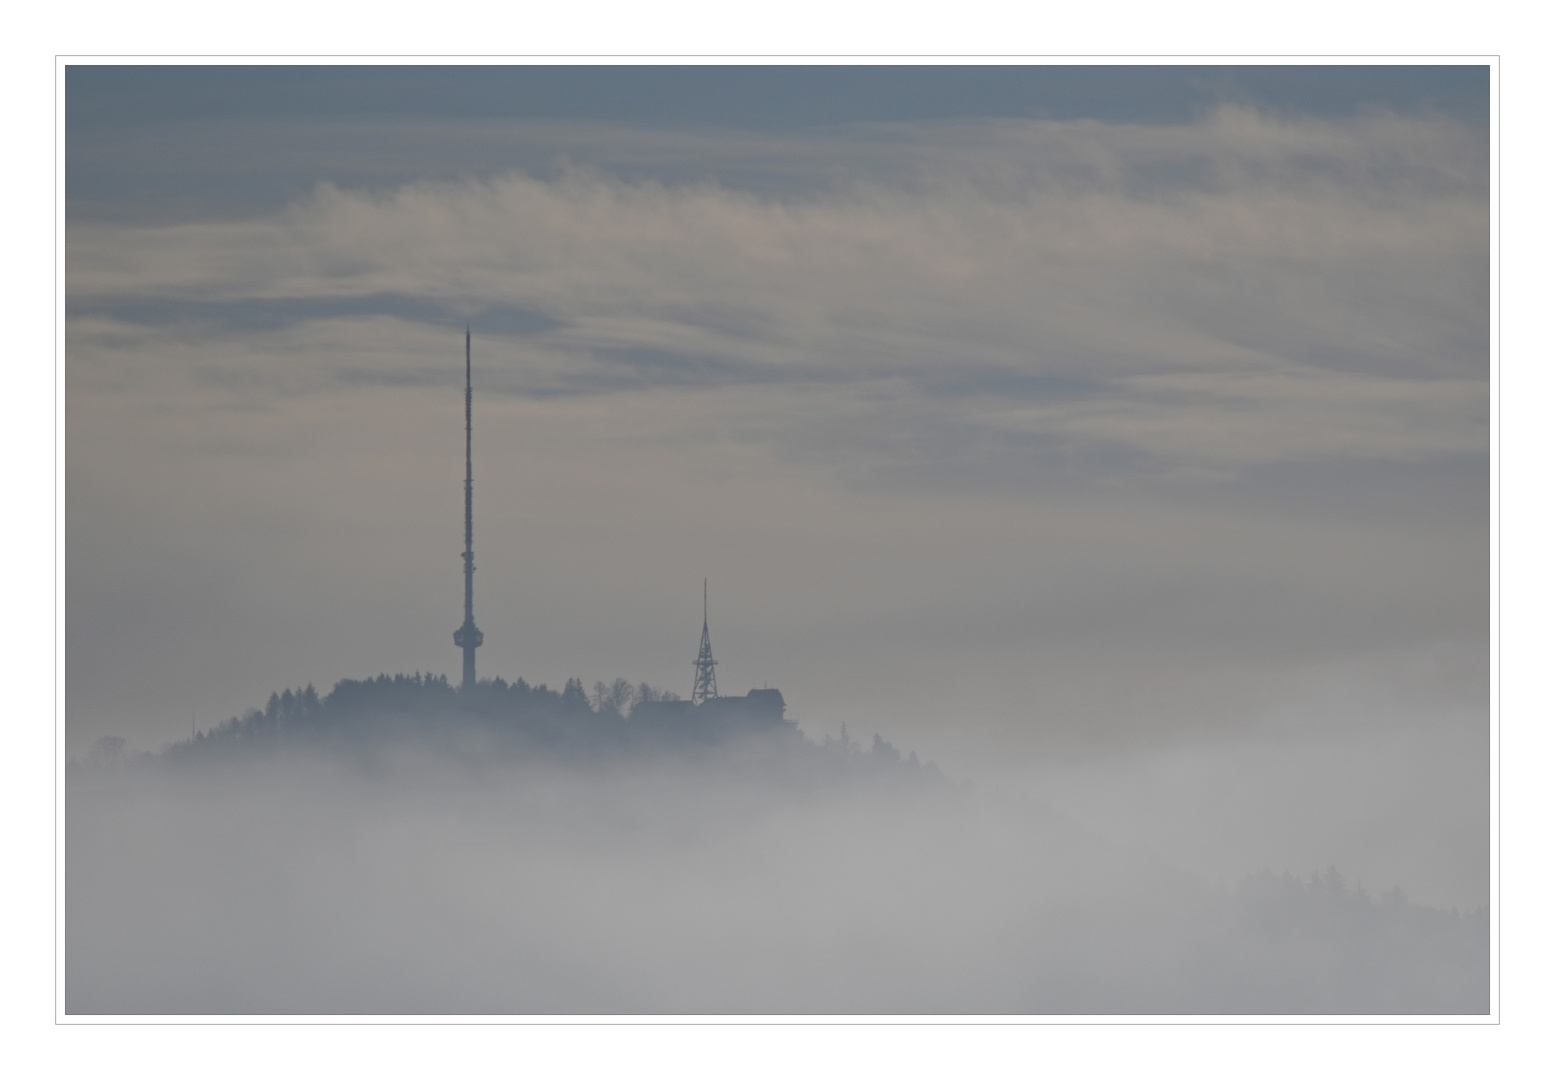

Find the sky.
xmin=65 ymin=64 xmax=1490 ymax=910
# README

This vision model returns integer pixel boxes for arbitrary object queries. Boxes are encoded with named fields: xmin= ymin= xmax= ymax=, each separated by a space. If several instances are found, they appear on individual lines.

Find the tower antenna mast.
xmin=453 ymin=328 xmax=483 ymax=690
xmin=692 ymin=578 xmax=718 ymax=704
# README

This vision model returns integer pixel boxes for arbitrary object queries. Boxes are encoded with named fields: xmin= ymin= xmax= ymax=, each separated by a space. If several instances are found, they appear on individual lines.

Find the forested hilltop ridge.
xmin=75 ymin=672 xmax=942 ymax=784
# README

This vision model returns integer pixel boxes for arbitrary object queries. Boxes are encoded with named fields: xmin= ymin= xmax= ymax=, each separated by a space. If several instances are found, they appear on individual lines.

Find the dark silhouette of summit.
xmin=153 ymin=670 xmax=940 ymax=791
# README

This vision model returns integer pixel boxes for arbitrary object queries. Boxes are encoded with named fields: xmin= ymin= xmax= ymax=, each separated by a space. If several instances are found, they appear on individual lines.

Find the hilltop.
xmin=78 ymin=671 xmax=943 ymax=789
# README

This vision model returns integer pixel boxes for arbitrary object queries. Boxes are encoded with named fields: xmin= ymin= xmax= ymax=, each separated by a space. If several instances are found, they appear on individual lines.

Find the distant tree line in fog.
xmin=75 ymin=671 xmax=938 ymax=785
xmin=1188 ymin=866 xmax=1489 ymax=1013
xmin=589 ymin=677 xmax=680 ymax=716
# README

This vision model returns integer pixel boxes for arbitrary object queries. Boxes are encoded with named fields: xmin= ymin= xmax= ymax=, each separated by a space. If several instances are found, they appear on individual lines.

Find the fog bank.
xmin=67 ymin=738 xmax=1486 ymax=1015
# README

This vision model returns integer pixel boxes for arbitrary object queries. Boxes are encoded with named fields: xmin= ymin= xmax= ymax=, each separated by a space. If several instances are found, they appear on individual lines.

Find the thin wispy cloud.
xmin=70 ymin=107 xmax=1486 ymax=489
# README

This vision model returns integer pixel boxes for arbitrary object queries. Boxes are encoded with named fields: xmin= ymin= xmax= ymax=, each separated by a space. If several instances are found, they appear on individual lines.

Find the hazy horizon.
xmin=65 ymin=65 xmax=1490 ymax=1012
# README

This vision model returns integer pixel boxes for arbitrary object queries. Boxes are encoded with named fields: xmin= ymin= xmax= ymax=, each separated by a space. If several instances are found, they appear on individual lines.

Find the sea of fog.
xmin=65 ymin=723 xmax=1487 ymax=1016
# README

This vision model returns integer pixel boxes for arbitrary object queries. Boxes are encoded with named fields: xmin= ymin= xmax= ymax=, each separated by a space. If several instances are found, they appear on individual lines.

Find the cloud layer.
xmin=71 ymin=108 xmax=1487 ymax=495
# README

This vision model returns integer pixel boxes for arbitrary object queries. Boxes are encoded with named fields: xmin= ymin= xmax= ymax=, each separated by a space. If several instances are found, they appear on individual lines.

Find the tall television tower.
xmin=452 ymin=328 xmax=483 ymax=691
xmin=691 ymin=579 xmax=718 ymax=704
